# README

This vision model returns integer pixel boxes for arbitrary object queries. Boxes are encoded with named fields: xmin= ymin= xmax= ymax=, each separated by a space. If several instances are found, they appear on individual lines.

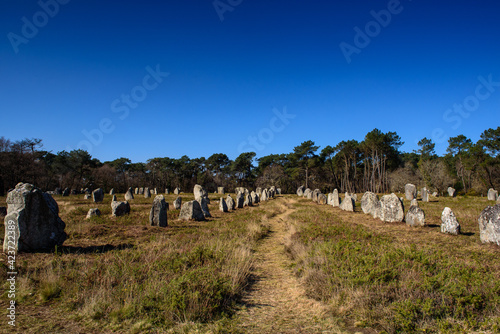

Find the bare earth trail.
xmin=233 ymin=197 xmax=338 ymax=333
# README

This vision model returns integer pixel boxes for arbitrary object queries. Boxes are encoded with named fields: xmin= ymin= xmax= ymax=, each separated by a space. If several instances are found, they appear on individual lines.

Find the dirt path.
xmin=234 ymin=197 xmax=337 ymax=333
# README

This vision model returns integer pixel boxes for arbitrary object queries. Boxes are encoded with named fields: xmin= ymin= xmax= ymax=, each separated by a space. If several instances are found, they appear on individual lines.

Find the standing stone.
xmin=112 ymin=195 xmax=117 ymax=201
xmin=312 ymin=189 xmax=320 ymax=202
xmin=165 ymin=188 xmax=169 ymax=194
xmin=351 ymin=193 xmax=358 ymax=202
xmin=218 ymin=187 xmax=225 ymax=194
xmin=135 ymin=188 xmax=139 ymax=195
xmin=332 ymin=189 xmax=340 ymax=207
xmin=174 ymin=187 xmax=180 ymax=195
xmin=219 ymin=198 xmax=228 ymax=212
xmin=304 ymin=188 xmax=313 ymax=200
xmin=198 ymin=197 xmax=211 ymax=217
xmin=361 ymin=192 xmax=380 ymax=216
xmin=84 ymin=194 xmax=91 ymax=200
xmin=478 ymin=204 xmax=500 ymax=245
xmin=125 ymin=187 xmax=134 ymax=201
xmin=139 ymin=187 xmax=144 ymax=195
xmin=405 ymin=184 xmax=417 ymax=200
xmin=379 ymin=193 xmax=405 ymax=223
xmin=277 ymin=188 xmax=281 ymax=195
xmin=411 ymin=199 xmax=418 ymax=207
xmin=406 ymin=205 xmax=426 ymax=227
xmin=236 ymin=193 xmax=244 ymax=208
xmin=447 ymin=187 xmax=456 ymax=197
xmin=261 ymin=189 xmax=268 ymax=202
xmin=317 ymin=194 xmax=327 ymax=205
xmin=487 ymin=188 xmax=498 ymax=201
xmin=250 ymin=191 xmax=259 ymax=204
xmin=194 ymin=184 xmax=207 ymax=201
xmin=109 ymin=188 xmax=115 ymax=195
xmin=441 ymin=207 xmax=460 ymax=235
xmin=340 ymin=193 xmax=355 ymax=212
xmin=3 ymin=183 xmax=67 ymax=252
xmin=92 ymin=188 xmax=104 ymax=203
xmin=422 ymin=188 xmax=429 ymax=202
xmin=62 ymin=188 xmax=70 ymax=196
xmin=244 ymin=194 xmax=253 ymax=207
xmin=144 ymin=188 xmax=151 ymax=198
xmin=173 ymin=197 xmax=182 ymax=210
xmin=327 ymin=193 xmax=333 ymax=205
xmin=86 ymin=208 xmax=101 ymax=219
xmin=149 ymin=195 xmax=168 ymax=227
xmin=179 ymin=201 xmax=205 ymax=221
xmin=432 ymin=191 xmax=439 ymax=197
xmin=111 ymin=201 xmax=130 ymax=217
xmin=226 ymin=195 xmax=236 ymax=210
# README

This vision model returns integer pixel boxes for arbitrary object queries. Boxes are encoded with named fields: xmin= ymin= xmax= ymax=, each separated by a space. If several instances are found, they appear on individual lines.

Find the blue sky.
xmin=1 ymin=0 xmax=499 ymax=162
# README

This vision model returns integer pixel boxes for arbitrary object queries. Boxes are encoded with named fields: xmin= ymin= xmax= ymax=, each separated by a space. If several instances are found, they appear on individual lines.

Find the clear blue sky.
xmin=1 ymin=0 xmax=499 ymax=162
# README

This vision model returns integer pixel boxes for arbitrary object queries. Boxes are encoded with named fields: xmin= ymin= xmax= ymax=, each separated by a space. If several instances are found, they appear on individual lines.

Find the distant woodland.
xmin=1 ymin=127 xmax=499 ymax=196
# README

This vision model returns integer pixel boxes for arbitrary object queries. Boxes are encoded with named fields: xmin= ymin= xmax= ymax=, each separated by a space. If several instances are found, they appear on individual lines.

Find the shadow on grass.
xmin=58 ymin=243 xmax=134 ymax=254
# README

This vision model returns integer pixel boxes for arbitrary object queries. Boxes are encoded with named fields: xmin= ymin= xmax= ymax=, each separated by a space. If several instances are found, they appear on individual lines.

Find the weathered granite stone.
xmin=3 ymin=183 xmax=67 ymax=252
xmin=144 ymin=188 xmax=152 ymax=198
xmin=304 ymin=188 xmax=313 ymax=200
xmin=219 ymin=198 xmax=228 ymax=212
xmin=332 ymin=189 xmax=340 ymax=207
xmin=478 ymin=204 xmax=500 ymax=245
xmin=84 ymin=194 xmax=91 ymax=200
xmin=277 ymin=188 xmax=281 ymax=195
xmin=406 ymin=205 xmax=426 ymax=227
xmin=487 ymin=188 xmax=498 ymax=201
xmin=86 ymin=208 xmax=101 ymax=219
xmin=361 ymin=192 xmax=379 ymax=216
xmin=351 ymin=193 xmax=358 ymax=202
xmin=261 ymin=189 xmax=268 ymax=202
xmin=226 ymin=195 xmax=235 ymax=210
xmin=198 ymin=197 xmax=211 ymax=217
xmin=135 ymin=188 xmax=139 ymax=195
xmin=92 ymin=188 xmax=104 ymax=203
xmin=62 ymin=188 xmax=70 ymax=196
xmin=109 ymin=188 xmax=115 ymax=195
xmin=139 ymin=187 xmax=144 ymax=195
xmin=312 ymin=189 xmax=321 ymax=202
xmin=236 ymin=193 xmax=244 ymax=208
xmin=111 ymin=201 xmax=130 ymax=217
xmin=448 ymin=187 xmax=456 ymax=197
xmin=125 ymin=188 xmax=134 ymax=201
xmin=112 ymin=195 xmax=117 ymax=201
xmin=179 ymin=201 xmax=205 ymax=221
xmin=340 ymin=193 xmax=355 ymax=212
xmin=174 ymin=187 xmax=180 ymax=195
xmin=379 ymin=193 xmax=404 ymax=223
xmin=165 ymin=188 xmax=169 ymax=194
xmin=194 ymin=184 xmax=207 ymax=202
xmin=405 ymin=184 xmax=417 ymax=200
xmin=317 ymin=193 xmax=327 ymax=205
xmin=218 ymin=187 xmax=225 ymax=194
xmin=149 ymin=195 xmax=167 ymax=227
xmin=173 ymin=197 xmax=182 ymax=210
xmin=421 ymin=188 xmax=429 ymax=202
xmin=441 ymin=207 xmax=460 ymax=235
xmin=244 ymin=194 xmax=253 ymax=207
xmin=411 ymin=199 xmax=418 ymax=207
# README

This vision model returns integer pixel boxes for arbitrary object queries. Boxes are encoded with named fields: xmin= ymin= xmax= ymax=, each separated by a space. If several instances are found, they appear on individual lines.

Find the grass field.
xmin=0 ymin=192 xmax=499 ymax=333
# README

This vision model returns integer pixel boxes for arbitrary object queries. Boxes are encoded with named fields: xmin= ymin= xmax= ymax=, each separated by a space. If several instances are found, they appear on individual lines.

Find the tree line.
xmin=0 ymin=127 xmax=498 ymax=196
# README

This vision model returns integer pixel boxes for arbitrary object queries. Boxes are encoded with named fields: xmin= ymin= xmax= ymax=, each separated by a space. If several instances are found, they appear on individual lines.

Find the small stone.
xmin=487 ymin=188 xmax=498 ymax=201
xmin=109 ymin=188 xmax=115 ymax=195
xmin=448 ymin=187 xmax=456 ymax=197
xmin=144 ymin=188 xmax=151 ymax=198
xmin=173 ymin=197 xmax=182 ymax=210
xmin=219 ymin=198 xmax=228 ymax=212
xmin=86 ymin=208 xmax=101 ymax=219
xmin=125 ymin=187 xmax=134 ymax=201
